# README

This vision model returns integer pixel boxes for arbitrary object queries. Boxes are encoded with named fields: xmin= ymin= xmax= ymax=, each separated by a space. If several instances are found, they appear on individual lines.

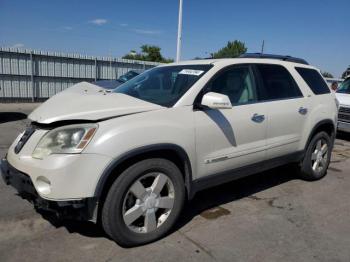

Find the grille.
xmin=14 ymin=126 xmax=36 ymax=154
xmin=338 ymin=113 xmax=350 ymax=123
xmin=339 ymin=107 xmax=350 ymax=114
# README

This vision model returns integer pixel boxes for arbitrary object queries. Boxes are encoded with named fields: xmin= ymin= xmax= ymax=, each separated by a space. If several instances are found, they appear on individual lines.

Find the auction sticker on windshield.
xmin=178 ymin=69 xmax=204 ymax=76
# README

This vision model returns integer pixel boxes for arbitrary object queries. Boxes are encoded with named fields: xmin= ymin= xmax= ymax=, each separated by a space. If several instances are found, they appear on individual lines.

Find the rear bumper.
xmin=337 ymin=121 xmax=350 ymax=133
xmin=1 ymin=158 xmax=98 ymax=222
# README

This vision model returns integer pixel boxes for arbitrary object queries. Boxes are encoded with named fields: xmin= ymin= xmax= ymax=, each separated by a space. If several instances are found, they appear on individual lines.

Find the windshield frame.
xmin=112 ymin=64 xmax=213 ymax=107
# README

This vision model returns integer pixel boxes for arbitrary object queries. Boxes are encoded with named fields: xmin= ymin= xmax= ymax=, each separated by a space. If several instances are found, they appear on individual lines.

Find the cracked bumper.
xmin=1 ymin=158 xmax=98 ymax=221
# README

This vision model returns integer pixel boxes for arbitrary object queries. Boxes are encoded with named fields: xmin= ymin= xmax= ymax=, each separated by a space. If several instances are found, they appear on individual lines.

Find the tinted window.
xmin=207 ymin=66 xmax=258 ymax=105
xmin=295 ymin=67 xmax=330 ymax=95
xmin=256 ymin=64 xmax=303 ymax=100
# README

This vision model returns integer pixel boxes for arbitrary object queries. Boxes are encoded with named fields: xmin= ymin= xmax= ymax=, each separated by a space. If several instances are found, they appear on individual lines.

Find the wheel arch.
xmin=305 ymin=119 xmax=336 ymax=151
xmin=94 ymin=143 xmax=194 ymax=204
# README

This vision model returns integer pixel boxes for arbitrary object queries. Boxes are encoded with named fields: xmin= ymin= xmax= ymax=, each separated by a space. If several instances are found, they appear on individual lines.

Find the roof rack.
xmin=239 ymin=53 xmax=309 ymax=65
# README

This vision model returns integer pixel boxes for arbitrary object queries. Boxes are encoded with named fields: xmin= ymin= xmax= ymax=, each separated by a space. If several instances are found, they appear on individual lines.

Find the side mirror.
xmin=201 ymin=92 xmax=232 ymax=109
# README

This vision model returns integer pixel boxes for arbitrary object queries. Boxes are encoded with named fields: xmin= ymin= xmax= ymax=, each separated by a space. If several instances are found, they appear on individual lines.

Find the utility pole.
xmin=261 ymin=40 xmax=265 ymax=54
xmin=176 ymin=0 xmax=183 ymax=62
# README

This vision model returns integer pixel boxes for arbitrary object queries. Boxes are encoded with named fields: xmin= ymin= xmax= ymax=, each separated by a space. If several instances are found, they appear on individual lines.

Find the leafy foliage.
xmin=321 ymin=71 xmax=334 ymax=78
xmin=211 ymin=40 xmax=247 ymax=58
xmin=123 ymin=45 xmax=173 ymax=63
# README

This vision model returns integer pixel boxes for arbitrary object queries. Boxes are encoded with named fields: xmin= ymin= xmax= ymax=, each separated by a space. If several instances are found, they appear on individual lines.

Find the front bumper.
xmin=337 ymin=121 xmax=350 ymax=133
xmin=1 ymin=158 xmax=98 ymax=221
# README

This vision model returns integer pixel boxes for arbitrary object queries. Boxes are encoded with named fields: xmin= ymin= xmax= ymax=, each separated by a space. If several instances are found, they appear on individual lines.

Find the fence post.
xmin=94 ymin=57 xmax=97 ymax=81
xmin=30 ymin=51 xmax=35 ymax=102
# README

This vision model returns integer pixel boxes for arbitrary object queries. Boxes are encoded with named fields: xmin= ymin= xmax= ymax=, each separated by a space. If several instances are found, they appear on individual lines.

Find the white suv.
xmin=1 ymin=54 xmax=337 ymax=246
xmin=335 ymin=77 xmax=350 ymax=132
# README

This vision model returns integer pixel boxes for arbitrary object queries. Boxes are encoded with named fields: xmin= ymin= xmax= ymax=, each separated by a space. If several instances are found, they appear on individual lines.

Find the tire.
xmin=101 ymin=158 xmax=185 ymax=247
xmin=298 ymin=131 xmax=332 ymax=181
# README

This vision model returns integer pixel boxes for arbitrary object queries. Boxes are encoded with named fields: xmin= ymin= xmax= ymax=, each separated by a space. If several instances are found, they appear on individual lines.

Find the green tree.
xmin=123 ymin=45 xmax=173 ymax=63
xmin=211 ymin=40 xmax=247 ymax=59
xmin=321 ymin=71 xmax=334 ymax=78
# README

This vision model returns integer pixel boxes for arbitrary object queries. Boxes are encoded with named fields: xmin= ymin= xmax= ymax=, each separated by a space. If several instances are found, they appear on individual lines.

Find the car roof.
xmin=164 ymin=57 xmax=317 ymax=70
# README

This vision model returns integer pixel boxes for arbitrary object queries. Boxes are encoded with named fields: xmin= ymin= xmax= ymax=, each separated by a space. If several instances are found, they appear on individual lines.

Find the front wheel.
xmin=101 ymin=158 xmax=185 ymax=247
xmin=298 ymin=131 xmax=332 ymax=181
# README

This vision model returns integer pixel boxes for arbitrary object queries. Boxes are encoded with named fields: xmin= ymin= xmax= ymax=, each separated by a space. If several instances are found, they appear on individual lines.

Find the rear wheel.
xmin=298 ymin=131 xmax=332 ymax=181
xmin=101 ymin=158 xmax=185 ymax=247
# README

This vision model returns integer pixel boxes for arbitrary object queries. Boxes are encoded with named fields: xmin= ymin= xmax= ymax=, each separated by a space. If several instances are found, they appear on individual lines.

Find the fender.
xmin=94 ymin=143 xmax=194 ymax=199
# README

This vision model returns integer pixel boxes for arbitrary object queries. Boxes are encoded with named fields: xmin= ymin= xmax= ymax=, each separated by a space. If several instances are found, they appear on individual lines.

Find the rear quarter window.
xmin=295 ymin=67 xmax=330 ymax=95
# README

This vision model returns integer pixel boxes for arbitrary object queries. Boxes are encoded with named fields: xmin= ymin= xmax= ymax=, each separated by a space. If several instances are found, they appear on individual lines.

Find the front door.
xmin=194 ymin=65 xmax=268 ymax=179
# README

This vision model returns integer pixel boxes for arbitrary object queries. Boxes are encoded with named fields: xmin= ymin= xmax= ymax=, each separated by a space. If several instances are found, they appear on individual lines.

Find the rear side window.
xmin=255 ymin=64 xmax=303 ymax=101
xmin=295 ymin=67 xmax=330 ymax=95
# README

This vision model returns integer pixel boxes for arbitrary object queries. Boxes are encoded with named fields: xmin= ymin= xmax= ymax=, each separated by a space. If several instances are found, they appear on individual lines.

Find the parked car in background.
xmin=336 ymin=77 xmax=350 ymax=132
xmin=324 ymin=77 xmax=343 ymax=90
xmin=342 ymin=65 xmax=350 ymax=79
xmin=1 ymin=54 xmax=337 ymax=246
xmin=93 ymin=69 xmax=145 ymax=89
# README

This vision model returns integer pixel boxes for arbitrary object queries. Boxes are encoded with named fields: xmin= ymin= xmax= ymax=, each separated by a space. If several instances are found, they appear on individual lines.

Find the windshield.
xmin=337 ymin=78 xmax=350 ymax=94
xmin=113 ymin=64 xmax=212 ymax=107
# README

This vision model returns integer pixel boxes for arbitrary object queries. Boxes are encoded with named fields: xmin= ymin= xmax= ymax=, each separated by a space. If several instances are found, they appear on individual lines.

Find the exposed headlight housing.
xmin=32 ymin=124 xmax=97 ymax=159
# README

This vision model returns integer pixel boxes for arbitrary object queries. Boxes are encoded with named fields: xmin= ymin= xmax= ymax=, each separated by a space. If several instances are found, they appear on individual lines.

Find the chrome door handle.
xmin=298 ymin=107 xmax=308 ymax=115
xmin=251 ymin=113 xmax=265 ymax=123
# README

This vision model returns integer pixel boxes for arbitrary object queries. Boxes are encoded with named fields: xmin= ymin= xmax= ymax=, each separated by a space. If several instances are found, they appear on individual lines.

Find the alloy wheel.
xmin=122 ymin=172 xmax=175 ymax=233
xmin=311 ymin=138 xmax=329 ymax=174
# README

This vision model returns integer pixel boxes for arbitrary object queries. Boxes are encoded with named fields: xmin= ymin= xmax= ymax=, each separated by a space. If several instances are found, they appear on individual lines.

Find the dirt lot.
xmin=1 ymin=103 xmax=350 ymax=262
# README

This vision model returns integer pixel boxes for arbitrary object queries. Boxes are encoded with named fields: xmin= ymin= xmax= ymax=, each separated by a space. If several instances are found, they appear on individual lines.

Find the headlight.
xmin=32 ymin=124 xmax=98 ymax=159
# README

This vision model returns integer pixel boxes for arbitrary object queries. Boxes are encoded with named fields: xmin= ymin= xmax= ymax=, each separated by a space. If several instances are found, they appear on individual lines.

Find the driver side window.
xmin=208 ymin=65 xmax=258 ymax=105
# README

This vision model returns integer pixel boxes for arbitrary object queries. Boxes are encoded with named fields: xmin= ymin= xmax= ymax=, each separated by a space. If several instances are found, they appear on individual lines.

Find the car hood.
xmin=29 ymin=82 xmax=163 ymax=124
xmin=335 ymin=93 xmax=350 ymax=107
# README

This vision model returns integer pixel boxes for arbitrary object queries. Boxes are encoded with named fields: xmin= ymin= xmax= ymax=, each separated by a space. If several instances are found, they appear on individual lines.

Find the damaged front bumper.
xmin=0 ymin=158 xmax=98 ymax=222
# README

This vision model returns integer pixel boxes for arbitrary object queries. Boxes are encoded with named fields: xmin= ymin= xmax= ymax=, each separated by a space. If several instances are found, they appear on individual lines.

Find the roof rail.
xmin=239 ymin=53 xmax=309 ymax=65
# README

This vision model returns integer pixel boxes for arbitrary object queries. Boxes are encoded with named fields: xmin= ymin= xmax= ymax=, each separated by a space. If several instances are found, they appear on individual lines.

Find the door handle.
xmin=251 ymin=113 xmax=265 ymax=123
xmin=298 ymin=107 xmax=308 ymax=115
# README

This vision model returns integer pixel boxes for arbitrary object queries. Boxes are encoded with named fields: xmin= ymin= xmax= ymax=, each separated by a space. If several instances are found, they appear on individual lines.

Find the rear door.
xmin=254 ymin=64 xmax=309 ymax=159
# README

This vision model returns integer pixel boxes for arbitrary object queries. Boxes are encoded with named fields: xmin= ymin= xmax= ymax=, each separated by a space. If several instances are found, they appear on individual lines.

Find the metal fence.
xmin=0 ymin=48 xmax=161 ymax=101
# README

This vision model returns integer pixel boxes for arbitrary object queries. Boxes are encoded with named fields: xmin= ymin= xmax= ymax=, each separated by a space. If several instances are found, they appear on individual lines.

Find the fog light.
xmin=35 ymin=176 xmax=51 ymax=195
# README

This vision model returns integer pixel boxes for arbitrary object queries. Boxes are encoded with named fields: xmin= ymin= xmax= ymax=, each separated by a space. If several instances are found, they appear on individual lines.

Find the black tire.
xmin=298 ymin=131 xmax=332 ymax=181
xmin=101 ymin=158 xmax=185 ymax=247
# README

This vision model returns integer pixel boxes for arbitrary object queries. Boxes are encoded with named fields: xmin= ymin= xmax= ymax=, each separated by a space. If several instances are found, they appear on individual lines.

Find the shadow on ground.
xmin=0 ymin=112 xmax=27 ymax=124
xmin=38 ymin=211 xmax=108 ymax=239
xmin=38 ymin=165 xmax=296 ymax=243
xmin=337 ymin=131 xmax=350 ymax=142
xmin=175 ymin=165 xmax=296 ymax=230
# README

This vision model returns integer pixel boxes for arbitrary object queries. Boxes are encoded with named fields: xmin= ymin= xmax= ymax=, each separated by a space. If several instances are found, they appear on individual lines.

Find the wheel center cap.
xmin=144 ymin=196 xmax=157 ymax=209
xmin=317 ymin=152 xmax=322 ymax=161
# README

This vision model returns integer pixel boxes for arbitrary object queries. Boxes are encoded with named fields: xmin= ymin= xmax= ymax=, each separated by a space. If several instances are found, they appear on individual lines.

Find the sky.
xmin=0 ymin=0 xmax=349 ymax=77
